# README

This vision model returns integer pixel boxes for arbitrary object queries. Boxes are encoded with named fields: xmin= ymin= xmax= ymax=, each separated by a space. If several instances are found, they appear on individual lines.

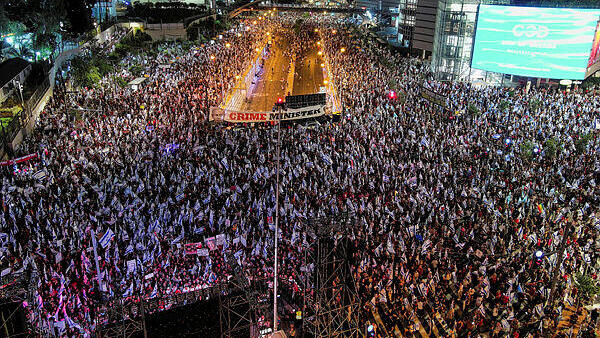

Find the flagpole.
xmin=91 ymin=229 xmax=103 ymax=293
xmin=273 ymin=102 xmax=282 ymax=332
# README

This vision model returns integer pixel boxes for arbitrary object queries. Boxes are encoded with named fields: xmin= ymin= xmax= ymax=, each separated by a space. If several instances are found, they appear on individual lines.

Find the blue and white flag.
xmin=99 ymin=229 xmax=115 ymax=248
xmin=123 ymin=282 xmax=134 ymax=297
xmin=150 ymin=284 xmax=158 ymax=298
xmin=221 ymin=158 xmax=229 ymax=170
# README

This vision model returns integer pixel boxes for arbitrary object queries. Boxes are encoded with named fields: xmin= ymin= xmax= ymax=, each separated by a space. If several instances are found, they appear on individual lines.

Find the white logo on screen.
xmin=512 ymin=24 xmax=549 ymax=38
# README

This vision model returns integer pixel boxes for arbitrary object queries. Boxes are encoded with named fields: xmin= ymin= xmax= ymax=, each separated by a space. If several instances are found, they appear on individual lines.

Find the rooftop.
xmin=0 ymin=58 xmax=30 ymax=89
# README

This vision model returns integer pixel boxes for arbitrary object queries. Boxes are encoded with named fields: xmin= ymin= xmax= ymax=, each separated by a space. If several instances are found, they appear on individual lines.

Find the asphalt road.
xmin=292 ymin=41 xmax=325 ymax=96
xmin=241 ymin=31 xmax=325 ymax=111
xmin=243 ymin=35 xmax=291 ymax=112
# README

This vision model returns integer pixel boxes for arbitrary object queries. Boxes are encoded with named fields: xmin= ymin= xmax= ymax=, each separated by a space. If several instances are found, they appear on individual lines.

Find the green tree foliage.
xmin=544 ymin=137 xmax=561 ymax=160
xmin=71 ymin=55 xmax=101 ymax=88
xmin=468 ymin=103 xmax=480 ymax=116
xmin=114 ymin=76 xmax=128 ymax=88
xmin=574 ymin=133 xmax=593 ymax=155
xmin=499 ymin=100 xmax=510 ymax=112
xmin=519 ymin=141 xmax=534 ymax=161
xmin=574 ymin=272 xmax=600 ymax=303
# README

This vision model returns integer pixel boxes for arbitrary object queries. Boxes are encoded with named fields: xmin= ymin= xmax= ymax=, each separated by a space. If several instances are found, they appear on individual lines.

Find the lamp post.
xmin=273 ymin=98 xmax=283 ymax=332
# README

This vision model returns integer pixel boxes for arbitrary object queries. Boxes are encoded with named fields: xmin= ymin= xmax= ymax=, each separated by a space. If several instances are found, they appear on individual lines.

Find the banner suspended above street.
xmin=209 ymin=105 xmax=326 ymax=123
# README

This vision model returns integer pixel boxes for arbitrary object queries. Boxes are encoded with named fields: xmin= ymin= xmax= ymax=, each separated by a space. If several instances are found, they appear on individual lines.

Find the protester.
xmin=0 ymin=14 xmax=598 ymax=337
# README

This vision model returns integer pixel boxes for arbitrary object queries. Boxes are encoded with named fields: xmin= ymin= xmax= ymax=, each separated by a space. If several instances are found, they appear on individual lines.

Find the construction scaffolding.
xmin=219 ymin=251 xmax=271 ymax=338
xmin=94 ymin=296 xmax=147 ymax=338
xmin=302 ymin=213 xmax=362 ymax=338
xmin=0 ymin=270 xmax=39 ymax=337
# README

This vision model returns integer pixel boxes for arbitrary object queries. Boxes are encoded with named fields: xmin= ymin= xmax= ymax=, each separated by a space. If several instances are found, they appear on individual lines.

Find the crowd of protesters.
xmin=0 ymin=13 xmax=599 ymax=337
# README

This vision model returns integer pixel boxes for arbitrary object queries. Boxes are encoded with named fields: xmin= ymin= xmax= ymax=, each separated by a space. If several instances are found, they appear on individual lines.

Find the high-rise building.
xmin=92 ymin=0 xmax=117 ymax=23
xmin=430 ymin=0 xmax=509 ymax=81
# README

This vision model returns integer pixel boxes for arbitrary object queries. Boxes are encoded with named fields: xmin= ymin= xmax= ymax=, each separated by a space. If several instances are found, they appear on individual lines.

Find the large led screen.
xmin=586 ymin=20 xmax=600 ymax=77
xmin=471 ymin=5 xmax=600 ymax=80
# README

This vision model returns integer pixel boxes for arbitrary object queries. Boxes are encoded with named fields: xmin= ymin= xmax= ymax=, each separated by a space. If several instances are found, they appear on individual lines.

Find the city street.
xmin=226 ymin=29 xmax=326 ymax=112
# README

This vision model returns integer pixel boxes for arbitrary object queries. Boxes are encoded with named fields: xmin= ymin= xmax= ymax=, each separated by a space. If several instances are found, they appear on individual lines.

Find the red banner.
xmin=0 ymin=153 xmax=38 ymax=166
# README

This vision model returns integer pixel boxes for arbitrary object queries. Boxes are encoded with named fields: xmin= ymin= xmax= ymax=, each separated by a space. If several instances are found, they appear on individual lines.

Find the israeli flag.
xmin=123 ymin=282 xmax=134 ymax=297
xmin=221 ymin=158 xmax=229 ymax=170
xmin=99 ymin=229 xmax=115 ymax=248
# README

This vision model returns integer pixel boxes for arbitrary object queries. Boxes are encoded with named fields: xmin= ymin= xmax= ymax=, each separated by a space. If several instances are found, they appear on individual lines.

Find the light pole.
xmin=14 ymin=80 xmax=26 ymax=124
xmin=273 ymin=98 xmax=283 ymax=332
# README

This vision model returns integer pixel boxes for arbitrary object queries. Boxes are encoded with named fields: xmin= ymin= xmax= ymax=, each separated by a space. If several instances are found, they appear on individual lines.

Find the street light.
xmin=225 ymin=42 xmax=231 ymax=48
xmin=340 ymin=47 xmax=346 ymax=53
xmin=317 ymin=51 xmax=322 ymax=56
xmin=273 ymin=97 xmax=284 ymax=332
xmin=320 ymin=63 xmax=325 ymax=68
xmin=210 ymin=55 xmax=215 ymax=60
xmin=323 ymin=79 xmax=329 ymax=85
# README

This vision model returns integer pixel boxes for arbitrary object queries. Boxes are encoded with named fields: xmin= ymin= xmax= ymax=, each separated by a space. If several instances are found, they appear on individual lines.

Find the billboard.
xmin=471 ymin=5 xmax=600 ymax=80
xmin=586 ymin=20 xmax=600 ymax=77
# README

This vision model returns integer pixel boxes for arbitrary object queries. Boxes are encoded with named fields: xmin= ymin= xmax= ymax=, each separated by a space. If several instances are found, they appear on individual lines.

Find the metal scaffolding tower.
xmin=95 ymin=296 xmax=147 ymax=338
xmin=0 ymin=270 xmax=39 ymax=337
xmin=219 ymin=251 xmax=271 ymax=338
xmin=302 ymin=212 xmax=362 ymax=338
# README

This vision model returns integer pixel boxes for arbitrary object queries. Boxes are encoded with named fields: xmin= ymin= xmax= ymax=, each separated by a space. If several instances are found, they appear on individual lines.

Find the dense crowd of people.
xmin=0 ymin=13 xmax=598 ymax=337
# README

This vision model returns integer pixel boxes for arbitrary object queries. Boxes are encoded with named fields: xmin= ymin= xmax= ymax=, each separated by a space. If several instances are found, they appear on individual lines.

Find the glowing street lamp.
xmin=317 ymin=51 xmax=322 ymax=56
xmin=332 ymin=29 xmax=337 ymax=34
xmin=323 ymin=79 xmax=329 ymax=85
xmin=314 ymin=28 xmax=319 ymax=33
xmin=340 ymin=47 xmax=346 ymax=53
xmin=255 ymin=47 xmax=260 ymax=52
xmin=235 ymin=75 xmax=240 ymax=80
xmin=237 ymin=33 xmax=242 ymax=37
xmin=320 ymin=63 xmax=325 ymax=68
xmin=210 ymin=55 xmax=215 ymax=60
xmin=225 ymin=42 xmax=231 ymax=48
xmin=317 ymin=41 xmax=321 ymax=45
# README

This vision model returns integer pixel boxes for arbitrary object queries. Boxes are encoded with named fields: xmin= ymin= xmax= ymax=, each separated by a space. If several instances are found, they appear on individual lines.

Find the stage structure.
xmin=95 ymin=295 xmax=147 ymax=338
xmin=302 ymin=212 xmax=362 ymax=338
xmin=0 ymin=270 xmax=39 ymax=337
xmin=219 ymin=251 xmax=271 ymax=338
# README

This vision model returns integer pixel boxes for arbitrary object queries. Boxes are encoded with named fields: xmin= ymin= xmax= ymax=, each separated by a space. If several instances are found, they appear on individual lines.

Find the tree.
xmin=574 ymin=133 xmax=593 ymax=155
xmin=519 ymin=141 xmax=534 ymax=161
xmin=468 ymin=103 xmax=480 ymax=116
xmin=574 ymin=272 xmax=600 ymax=304
xmin=544 ymin=137 xmax=561 ymax=161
